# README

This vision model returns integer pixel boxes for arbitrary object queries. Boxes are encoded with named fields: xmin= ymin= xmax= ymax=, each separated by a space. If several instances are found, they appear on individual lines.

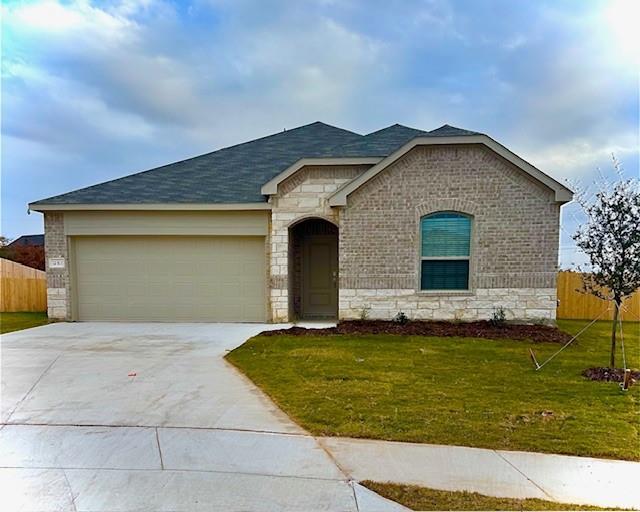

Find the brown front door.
xmin=301 ymin=234 xmax=338 ymax=318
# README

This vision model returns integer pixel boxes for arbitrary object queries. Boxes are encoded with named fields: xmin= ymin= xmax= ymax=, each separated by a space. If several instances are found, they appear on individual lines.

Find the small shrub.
xmin=392 ymin=311 xmax=409 ymax=325
xmin=489 ymin=307 xmax=507 ymax=327
xmin=359 ymin=305 xmax=371 ymax=320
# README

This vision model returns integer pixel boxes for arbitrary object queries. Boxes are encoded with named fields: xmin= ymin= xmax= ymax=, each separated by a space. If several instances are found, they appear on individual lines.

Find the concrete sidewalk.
xmin=3 ymin=322 xmax=637 ymax=511
xmin=0 ymin=323 xmax=405 ymax=512
xmin=321 ymin=437 xmax=640 ymax=510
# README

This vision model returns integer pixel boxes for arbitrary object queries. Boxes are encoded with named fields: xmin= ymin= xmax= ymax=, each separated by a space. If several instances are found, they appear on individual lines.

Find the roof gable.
xmin=328 ymin=134 xmax=573 ymax=205
xmin=261 ymin=124 xmax=483 ymax=195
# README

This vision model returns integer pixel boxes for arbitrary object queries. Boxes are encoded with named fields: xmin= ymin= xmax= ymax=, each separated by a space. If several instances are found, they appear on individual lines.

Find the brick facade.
xmin=43 ymin=212 xmax=71 ymax=320
xmin=336 ymin=144 xmax=560 ymax=321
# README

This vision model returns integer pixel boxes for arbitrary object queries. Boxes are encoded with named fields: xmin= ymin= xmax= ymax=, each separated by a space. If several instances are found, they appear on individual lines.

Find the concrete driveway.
xmin=0 ymin=323 xmax=404 ymax=512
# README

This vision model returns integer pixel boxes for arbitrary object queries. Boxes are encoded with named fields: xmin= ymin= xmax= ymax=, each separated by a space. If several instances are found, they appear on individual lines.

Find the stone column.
xmin=43 ymin=212 xmax=71 ymax=320
xmin=270 ymin=211 xmax=295 ymax=321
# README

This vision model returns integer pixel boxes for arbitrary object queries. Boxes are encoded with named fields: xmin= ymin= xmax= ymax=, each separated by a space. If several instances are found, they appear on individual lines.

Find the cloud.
xmin=502 ymin=34 xmax=527 ymax=51
xmin=521 ymin=133 xmax=639 ymax=181
xmin=2 ymin=61 xmax=154 ymax=147
xmin=3 ymin=0 xmax=206 ymax=129
xmin=2 ymin=0 xmax=386 ymax=149
xmin=6 ymin=0 xmax=129 ymax=33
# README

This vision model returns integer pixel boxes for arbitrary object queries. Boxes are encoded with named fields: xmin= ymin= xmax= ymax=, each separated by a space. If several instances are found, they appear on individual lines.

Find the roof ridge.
xmin=321 ymin=123 xmax=430 ymax=157
xmin=199 ymin=120 xmax=361 ymax=160
xmin=428 ymin=124 xmax=481 ymax=135
xmin=152 ymin=121 xmax=359 ymax=171
xmin=362 ymin=123 xmax=427 ymax=137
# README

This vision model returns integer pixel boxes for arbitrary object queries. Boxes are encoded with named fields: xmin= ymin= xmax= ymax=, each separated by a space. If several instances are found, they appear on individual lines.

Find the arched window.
xmin=420 ymin=212 xmax=471 ymax=290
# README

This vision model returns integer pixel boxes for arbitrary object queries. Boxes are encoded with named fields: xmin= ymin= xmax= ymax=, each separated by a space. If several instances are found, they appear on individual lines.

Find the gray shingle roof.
xmin=7 ymin=234 xmax=45 ymax=247
xmin=427 ymin=124 xmax=480 ymax=137
xmin=327 ymin=124 xmax=428 ymax=157
xmin=31 ymin=122 xmax=362 ymax=205
xmin=31 ymin=122 xmax=479 ymax=206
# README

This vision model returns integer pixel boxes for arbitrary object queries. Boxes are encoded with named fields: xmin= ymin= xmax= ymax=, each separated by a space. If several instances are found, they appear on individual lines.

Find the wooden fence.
xmin=1 ymin=261 xmax=636 ymax=319
xmin=0 ymin=258 xmax=47 ymax=312
xmin=556 ymin=271 xmax=640 ymax=321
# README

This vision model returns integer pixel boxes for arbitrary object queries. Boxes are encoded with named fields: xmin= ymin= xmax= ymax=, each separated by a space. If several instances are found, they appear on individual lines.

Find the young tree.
xmin=573 ymin=158 xmax=640 ymax=368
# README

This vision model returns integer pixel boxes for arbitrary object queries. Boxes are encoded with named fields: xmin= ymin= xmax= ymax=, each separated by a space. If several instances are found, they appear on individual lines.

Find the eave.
xmin=260 ymin=157 xmax=382 ymax=195
xmin=28 ymin=202 xmax=272 ymax=212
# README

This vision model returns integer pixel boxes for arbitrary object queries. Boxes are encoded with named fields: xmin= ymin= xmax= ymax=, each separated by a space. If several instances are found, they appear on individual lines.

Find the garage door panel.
xmin=73 ymin=236 xmax=266 ymax=322
xmin=240 ymin=281 xmax=266 ymax=297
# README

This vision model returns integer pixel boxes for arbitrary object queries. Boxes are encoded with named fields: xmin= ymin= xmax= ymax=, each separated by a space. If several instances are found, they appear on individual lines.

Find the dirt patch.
xmin=259 ymin=320 xmax=572 ymax=344
xmin=582 ymin=367 xmax=640 ymax=385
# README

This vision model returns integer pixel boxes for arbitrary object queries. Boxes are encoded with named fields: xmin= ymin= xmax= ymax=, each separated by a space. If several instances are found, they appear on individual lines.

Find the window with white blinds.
xmin=420 ymin=212 xmax=471 ymax=290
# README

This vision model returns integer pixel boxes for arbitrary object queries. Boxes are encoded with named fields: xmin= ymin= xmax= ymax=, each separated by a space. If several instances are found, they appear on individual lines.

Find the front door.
xmin=301 ymin=234 xmax=338 ymax=318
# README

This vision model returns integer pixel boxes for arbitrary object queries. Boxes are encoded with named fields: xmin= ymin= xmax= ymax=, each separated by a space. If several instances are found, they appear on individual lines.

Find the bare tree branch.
xmin=572 ymin=156 xmax=640 ymax=368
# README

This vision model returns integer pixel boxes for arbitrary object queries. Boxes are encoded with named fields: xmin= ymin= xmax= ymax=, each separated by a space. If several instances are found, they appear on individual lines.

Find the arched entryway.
xmin=289 ymin=218 xmax=338 ymax=320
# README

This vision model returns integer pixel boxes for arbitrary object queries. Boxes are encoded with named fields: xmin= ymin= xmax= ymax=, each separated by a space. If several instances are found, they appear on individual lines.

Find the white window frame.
xmin=419 ymin=212 xmax=473 ymax=292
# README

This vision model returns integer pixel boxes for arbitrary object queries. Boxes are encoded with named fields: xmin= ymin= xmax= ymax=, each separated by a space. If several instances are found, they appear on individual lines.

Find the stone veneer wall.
xmin=269 ymin=165 xmax=370 ymax=321
xmin=43 ymin=212 xmax=71 ymax=320
xmin=338 ymin=145 xmax=561 ymax=322
xmin=338 ymin=288 xmax=557 ymax=321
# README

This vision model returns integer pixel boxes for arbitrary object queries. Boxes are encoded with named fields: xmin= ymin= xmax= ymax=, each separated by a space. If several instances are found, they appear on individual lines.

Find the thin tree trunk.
xmin=610 ymin=302 xmax=619 ymax=369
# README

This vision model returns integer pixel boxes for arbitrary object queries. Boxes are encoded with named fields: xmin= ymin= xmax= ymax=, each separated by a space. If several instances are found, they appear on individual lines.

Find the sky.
xmin=1 ymin=0 xmax=638 ymax=267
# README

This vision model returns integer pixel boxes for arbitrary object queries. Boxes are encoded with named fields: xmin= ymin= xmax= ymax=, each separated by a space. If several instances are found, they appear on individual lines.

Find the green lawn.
xmin=362 ymin=481 xmax=621 ymax=511
xmin=226 ymin=320 xmax=640 ymax=460
xmin=0 ymin=312 xmax=49 ymax=334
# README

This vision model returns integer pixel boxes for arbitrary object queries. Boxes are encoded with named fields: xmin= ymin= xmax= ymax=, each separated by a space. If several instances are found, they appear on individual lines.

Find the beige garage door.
xmin=73 ymin=236 xmax=266 ymax=322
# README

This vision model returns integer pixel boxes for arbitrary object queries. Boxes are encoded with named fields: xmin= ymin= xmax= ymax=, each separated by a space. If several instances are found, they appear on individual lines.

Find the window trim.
xmin=418 ymin=211 xmax=473 ymax=293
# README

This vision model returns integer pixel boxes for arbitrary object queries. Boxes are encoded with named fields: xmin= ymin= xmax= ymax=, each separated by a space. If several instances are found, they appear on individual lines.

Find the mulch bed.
xmin=259 ymin=320 xmax=572 ymax=344
xmin=582 ymin=367 xmax=640 ymax=385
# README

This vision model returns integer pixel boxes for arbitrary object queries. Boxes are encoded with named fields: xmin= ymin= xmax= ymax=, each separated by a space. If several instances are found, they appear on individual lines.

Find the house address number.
xmin=48 ymin=258 xmax=65 ymax=269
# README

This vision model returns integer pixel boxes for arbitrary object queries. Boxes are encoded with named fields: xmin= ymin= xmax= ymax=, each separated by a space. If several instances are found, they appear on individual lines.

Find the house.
xmin=29 ymin=122 xmax=572 ymax=323
xmin=7 ymin=234 xmax=45 ymax=248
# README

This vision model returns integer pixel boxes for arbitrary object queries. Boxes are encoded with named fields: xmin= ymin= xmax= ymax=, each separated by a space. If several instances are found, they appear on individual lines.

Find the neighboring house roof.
xmin=30 ymin=121 xmax=571 ymax=209
xmin=7 ymin=234 xmax=45 ymax=247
